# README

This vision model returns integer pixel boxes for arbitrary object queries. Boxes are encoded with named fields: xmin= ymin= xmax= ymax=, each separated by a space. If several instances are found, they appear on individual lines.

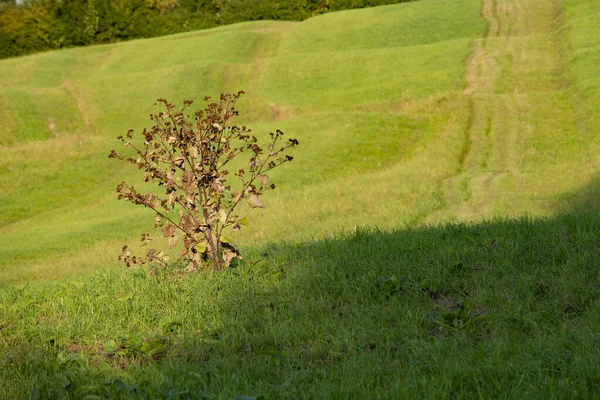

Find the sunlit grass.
xmin=1 ymin=0 xmax=599 ymax=282
xmin=0 ymin=0 xmax=484 ymax=282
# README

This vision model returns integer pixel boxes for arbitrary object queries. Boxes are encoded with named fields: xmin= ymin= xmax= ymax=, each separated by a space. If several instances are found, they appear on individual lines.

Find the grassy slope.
xmin=2 ymin=0 xmax=600 ymax=397
xmin=424 ymin=0 xmax=599 ymax=223
xmin=0 ymin=0 xmax=598 ymax=283
xmin=1 ymin=0 xmax=485 ymax=281
xmin=561 ymin=0 xmax=600 ymax=212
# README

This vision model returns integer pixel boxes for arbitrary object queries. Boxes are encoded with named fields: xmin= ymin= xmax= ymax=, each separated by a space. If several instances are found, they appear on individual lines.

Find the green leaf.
xmin=220 ymin=235 xmax=233 ymax=244
xmin=75 ymin=384 xmax=102 ymax=398
xmin=102 ymin=339 xmax=116 ymax=355
xmin=53 ymin=373 xmax=70 ymax=388
xmin=256 ymin=350 xmax=284 ymax=364
xmin=219 ymin=209 xmax=228 ymax=224
xmin=195 ymin=241 xmax=207 ymax=253
xmin=238 ymin=217 xmax=249 ymax=226
xmin=62 ymin=353 xmax=80 ymax=363
xmin=141 ymin=338 xmax=167 ymax=358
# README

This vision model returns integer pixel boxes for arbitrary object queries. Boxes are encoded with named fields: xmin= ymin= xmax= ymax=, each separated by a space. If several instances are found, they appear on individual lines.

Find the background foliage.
xmin=0 ymin=0 xmax=408 ymax=59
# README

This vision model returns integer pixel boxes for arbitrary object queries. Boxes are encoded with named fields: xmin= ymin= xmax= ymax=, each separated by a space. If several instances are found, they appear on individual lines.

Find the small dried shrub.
xmin=109 ymin=91 xmax=298 ymax=271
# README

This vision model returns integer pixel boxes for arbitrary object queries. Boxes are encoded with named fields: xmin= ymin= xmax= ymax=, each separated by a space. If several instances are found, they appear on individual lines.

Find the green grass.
xmin=2 ymin=214 xmax=600 ymax=398
xmin=0 ymin=0 xmax=489 ymax=281
xmin=2 ymin=0 xmax=600 ymax=396
xmin=565 ymin=0 xmax=600 ymax=146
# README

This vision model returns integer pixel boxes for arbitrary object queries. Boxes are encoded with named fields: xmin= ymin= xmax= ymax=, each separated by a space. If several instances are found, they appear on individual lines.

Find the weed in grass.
xmin=432 ymin=300 xmax=492 ymax=336
xmin=110 ymin=92 xmax=298 ymax=272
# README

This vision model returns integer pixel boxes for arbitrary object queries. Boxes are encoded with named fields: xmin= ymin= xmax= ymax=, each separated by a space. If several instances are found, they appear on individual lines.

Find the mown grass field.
xmin=1 ymin=0 xmax=484 ymax=281
xmin=0 ymin=0 xmax=598 ymax=283
xmin=1 ymin=0 xmax=600 ymax=397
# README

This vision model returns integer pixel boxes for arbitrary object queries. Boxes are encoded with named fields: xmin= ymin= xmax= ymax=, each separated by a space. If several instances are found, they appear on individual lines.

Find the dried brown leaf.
xmin=258 ymin=174 xmax=269 ymax=185
xmin=162 ymin=224 xmax=176 ymax=238
xmin=192 ymin=252 xmax=201 ymax=263
xmin=248 ymin=194 xmax=265 ymax=208
xmin=174 ymin=156 xmax=185 ymax=168
xmin=181 ymin=214 xmax=196 ymax=231
xmin=168 ymin=234 xmax=179 ymax=249
xmin=232 ymin=190 xmax=243 ymax=203
xmin=182 ymin=171 xmax=195 ymax=191
xmin=222 ymin=248 xmax=236 ymax=267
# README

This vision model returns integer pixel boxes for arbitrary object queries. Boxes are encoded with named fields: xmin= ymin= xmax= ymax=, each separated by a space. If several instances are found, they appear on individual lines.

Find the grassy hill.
xmin=1 ymin=0 xmax=485 ymax=281
xmin=0 ymin=0 xmax=597 ymax=283
xmin=1 ymin=0 xmax=600 ymax=397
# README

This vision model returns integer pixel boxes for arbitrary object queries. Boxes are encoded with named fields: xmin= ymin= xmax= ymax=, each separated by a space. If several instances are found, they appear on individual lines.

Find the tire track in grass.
xmin=244 ymin=22 xmax=296 ymax=121
xmin=432 ymin=0 xmax=501 ymax=220
xmin=428 ymin=0 xmax=563 ymax=222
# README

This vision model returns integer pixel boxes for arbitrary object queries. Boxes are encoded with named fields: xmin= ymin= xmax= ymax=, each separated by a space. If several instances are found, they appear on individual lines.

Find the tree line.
xmin=0 ymin=0 xmax=409 ymax=59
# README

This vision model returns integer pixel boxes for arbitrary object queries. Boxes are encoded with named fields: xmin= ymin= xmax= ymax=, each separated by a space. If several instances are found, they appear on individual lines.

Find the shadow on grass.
xmin=2 ymin=214 xmax=600 ymax=399
xmin=554 ymin=174 xmax=600 ymax=214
